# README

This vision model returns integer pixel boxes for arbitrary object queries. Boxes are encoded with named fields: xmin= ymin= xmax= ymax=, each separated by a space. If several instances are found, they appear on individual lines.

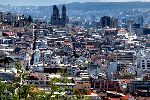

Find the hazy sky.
xmin=1 ymin=0 xmax=150 ymax=6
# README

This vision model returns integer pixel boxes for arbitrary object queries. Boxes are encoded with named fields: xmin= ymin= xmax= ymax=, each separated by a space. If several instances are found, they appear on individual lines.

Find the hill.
xmin=64 ymin=2 xmax=150 ymax=11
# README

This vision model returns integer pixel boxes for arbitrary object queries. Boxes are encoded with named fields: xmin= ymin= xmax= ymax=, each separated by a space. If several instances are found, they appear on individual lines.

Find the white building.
xmin=107 ymin=62 xmax=118 ymax=80
xmin=137 ymin=49 xmax=150 ymax=71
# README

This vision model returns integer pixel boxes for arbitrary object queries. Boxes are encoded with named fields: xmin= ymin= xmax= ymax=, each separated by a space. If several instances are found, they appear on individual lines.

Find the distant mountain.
xmin=1 ymin=2 xmax=150 ymax=20
xmin=64 ymin=2 xmax=150 ymax=11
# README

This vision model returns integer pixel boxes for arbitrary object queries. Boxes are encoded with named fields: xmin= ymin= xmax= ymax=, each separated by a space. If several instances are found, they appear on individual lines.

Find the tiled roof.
xmin=3 ymin=32 xmax=14 ymax=36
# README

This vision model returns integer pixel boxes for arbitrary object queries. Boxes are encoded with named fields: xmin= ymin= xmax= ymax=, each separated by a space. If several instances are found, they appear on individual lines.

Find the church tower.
xmin=51 ymin=5 xmax=69 ymax=26
xmin=51 ymin=5 xmax=60 ymax=25
xmin=61 ymin=5 xmax=69 ymax=26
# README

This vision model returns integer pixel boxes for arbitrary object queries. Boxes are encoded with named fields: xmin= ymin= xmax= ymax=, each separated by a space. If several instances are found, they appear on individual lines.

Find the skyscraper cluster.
xmin=51 ymin=5 xmax=69 ymax=26
xmin=100 ymin=16 xmax=118 ymax=28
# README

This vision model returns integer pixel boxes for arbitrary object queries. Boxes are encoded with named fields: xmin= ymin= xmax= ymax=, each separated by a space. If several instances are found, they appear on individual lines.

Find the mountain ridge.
xmin=4 ymin=2 xmax=149 ymax=11
xmin=64 ymin=2 xmax=150 ymax=11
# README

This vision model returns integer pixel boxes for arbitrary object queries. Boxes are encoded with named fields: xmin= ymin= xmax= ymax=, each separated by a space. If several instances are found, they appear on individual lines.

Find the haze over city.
xmin=1 ymin=0 xmax=150 ymax=6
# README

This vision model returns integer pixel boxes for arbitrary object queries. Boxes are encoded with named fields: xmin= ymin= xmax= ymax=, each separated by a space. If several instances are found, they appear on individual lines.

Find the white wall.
xmin=107 ymin=62 xmax=117 ymax=80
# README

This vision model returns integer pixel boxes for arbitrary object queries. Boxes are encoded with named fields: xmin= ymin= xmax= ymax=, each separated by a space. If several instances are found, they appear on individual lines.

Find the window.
xmin=39 ymin=81 xmax=44 ymax=85
xmin=78 ymin=82 xmax=83 ymax=84
xmin=147 ymin=63 xmax=150 ymax=69
xmin=95 ymin=86 xmax=100 ymax=88
xmin=69 ymin=73 xmax=71 ymax=75
xmin=46 ymin=81 xmax=49 ymax=85
xmin=35 ymin=82 xmax=38 ymax=85
xmin=147 ymin=63 xmax=150 ymax=65
xmin=142 ymin=65 xmax=145 ymax=69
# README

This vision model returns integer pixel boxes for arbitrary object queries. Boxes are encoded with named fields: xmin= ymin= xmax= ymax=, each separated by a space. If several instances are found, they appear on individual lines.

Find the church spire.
xmin=51 ymin=5 xmax=60 ymax=25
xmin=51 ymin=5 xmax=68 ymax=26
xmin=62 ymin=5 xmax=66 ymax=16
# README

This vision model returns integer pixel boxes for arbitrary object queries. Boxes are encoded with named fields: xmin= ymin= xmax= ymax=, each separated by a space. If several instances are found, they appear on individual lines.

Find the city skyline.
xmin=0 ymin=0 xmax=150 ymax=99
xmin=1 ymin=0 xmax=150 ymax=6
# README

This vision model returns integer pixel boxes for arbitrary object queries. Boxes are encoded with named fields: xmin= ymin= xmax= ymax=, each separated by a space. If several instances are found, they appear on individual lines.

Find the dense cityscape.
xmin=1 ymin=1 xmax=150 ymax=100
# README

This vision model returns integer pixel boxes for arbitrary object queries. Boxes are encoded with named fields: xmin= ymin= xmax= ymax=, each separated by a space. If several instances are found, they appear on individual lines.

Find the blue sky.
xmin=1 ymin=0 xmax=149 ymax=6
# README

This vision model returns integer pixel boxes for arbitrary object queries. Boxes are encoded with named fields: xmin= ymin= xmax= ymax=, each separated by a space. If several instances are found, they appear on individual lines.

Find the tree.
xmin=15 ymin=61 xmax=21 ymax=69
xmin=0 ymin=57 xmax=14 ymax=72
xmin=14 ymin=61 xmax=23 ymax=84
xmin=4 ymin=57 xmax=14 ymax=67
xmin=15 ymin=61 xmax=25 ymax=99
xmin=0 ymin=80 xmax=19 ymax=100
xmin=20 ymin=85 xmax=30 ymax=99
xmin=0 ymin=81 xmax=6 ymax=99
xmin=47 ymin=69 xmax=90 ymax=100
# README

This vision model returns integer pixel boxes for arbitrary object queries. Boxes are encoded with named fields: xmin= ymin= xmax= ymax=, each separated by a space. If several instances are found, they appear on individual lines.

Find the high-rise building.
xmin=130 ymin=23 xmax=140 ymax=34
xmin=127 ymin=19 xmax=135 ymax=29
xmin=137 ymin=16 xmax=144 ymax=27
xmin=91 ymin=15 xmax=96 ymax=22
xmin=100 ymin=16 xmax=111 ymax=28
xmin=100 ymin=16 xmax=118 ymax=28
xmin=111 ymin=18 xmax=118 ymax=28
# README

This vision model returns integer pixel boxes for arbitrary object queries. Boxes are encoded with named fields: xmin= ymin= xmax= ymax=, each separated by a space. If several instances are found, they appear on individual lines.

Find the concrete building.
xmin=100 ymin=16 xmax=111 ymax=28
xmin=107 ymin=62 xmax=118 ymax=80
xmin=137 ymin=49 xmax=150 ymax=71
xmin=114 ymin=50 xmax=136 ymax=65
xmin=130 ymin=80 xmax=150 ymax=96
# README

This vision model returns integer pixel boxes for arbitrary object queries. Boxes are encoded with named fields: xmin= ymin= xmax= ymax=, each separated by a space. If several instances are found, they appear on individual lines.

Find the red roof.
xmin=3 ymin=32 xmax=14 ymax=36
xmin=121 ymin=94 xmax=134 ymax=100
xmin=118 ymin=29 xmax=127 ymax=33
xmin=110 ymin=98 xmax=120 ymax=100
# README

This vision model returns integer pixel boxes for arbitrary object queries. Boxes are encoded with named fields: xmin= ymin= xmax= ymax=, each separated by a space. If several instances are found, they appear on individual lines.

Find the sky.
xmin=1 ymin=0 xmax=150 ymax=6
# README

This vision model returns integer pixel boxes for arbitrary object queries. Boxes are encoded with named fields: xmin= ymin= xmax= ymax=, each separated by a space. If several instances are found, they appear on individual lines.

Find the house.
xmin=73 ymin=75 xmax=91 ymax=90
xmin=91 ymin=79 xmax=121 ymax=92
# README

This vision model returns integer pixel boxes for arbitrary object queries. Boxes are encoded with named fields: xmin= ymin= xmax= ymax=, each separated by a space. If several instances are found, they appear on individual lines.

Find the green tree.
xmin=15 ymin=61 xmax=22 ymax=73
xmin=47 ymin=69 xmax=88 ymax=100
xmin=0 ymin=81 xmax=6 ymax=99
xmin=5 ymin=83 xmax=16 ymax=94
xmin=15 ymin=61 xmax=25 ymax=100
xmin=2 ymin=57 xmax=14 ymax=72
